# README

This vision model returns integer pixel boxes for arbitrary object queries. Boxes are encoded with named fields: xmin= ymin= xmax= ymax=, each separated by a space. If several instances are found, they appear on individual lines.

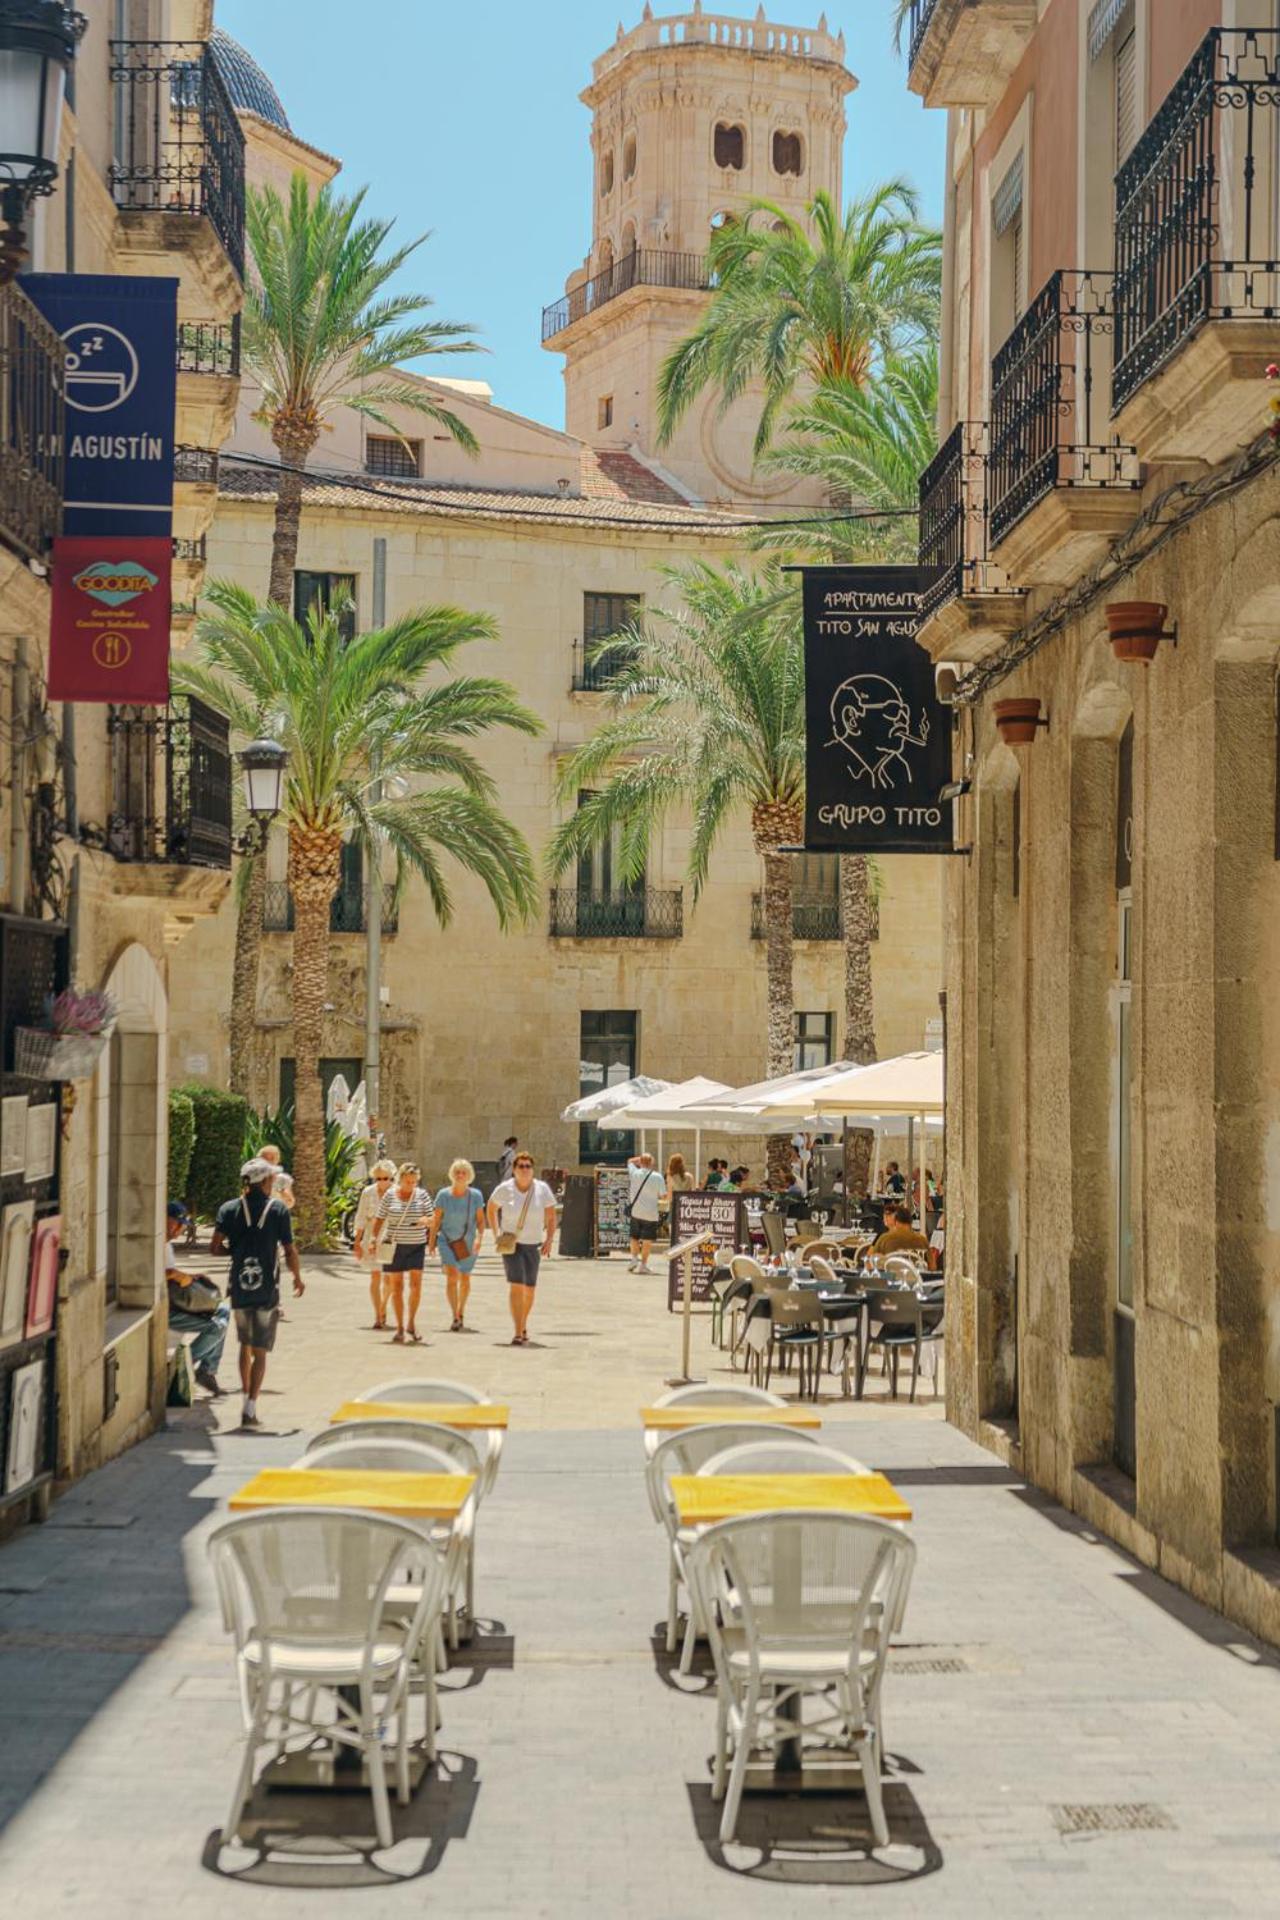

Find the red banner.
xmin=49 ymin=536 xmax=172 ymax=703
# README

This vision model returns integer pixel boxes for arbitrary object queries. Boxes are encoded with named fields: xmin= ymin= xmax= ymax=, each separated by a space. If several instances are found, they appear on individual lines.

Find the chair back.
xmin=652 ymin=1384 xmax=785 ymax=1410
xmin=884 ymin=1253 xmax=927 ymax=1283
xmin=729 ymin=1254 xmax=768 ymax=1286
xmin=305 ymin=1421 xmax=483 ymax=1480
xmin=759 ymin=1210 xmax=787 ymax=1258
xmin=808 ymin=1254 xmax=839 ymax=1287
xmin=645 ymin=1423 xmax=820 ymax=1528
xmin=356 ymin=1378 xmax=492 ymax=1406
xmin=799 ymin=1239 xmax=841 ymax=1264
xmin=867 ymin=1290 xmax=926 ymax=1334
xmin=697 ymin=1439 xmax=872 ymax=1477
xmin=293 ymin=1439 xmax=462 ymax=1477
xmin=769 ymin=1291 xmax=824 ymax=1332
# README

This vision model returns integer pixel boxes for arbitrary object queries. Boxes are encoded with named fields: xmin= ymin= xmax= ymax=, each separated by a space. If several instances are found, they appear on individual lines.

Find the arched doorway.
xmin=97 ymin=944 xmax=167 ymax=1314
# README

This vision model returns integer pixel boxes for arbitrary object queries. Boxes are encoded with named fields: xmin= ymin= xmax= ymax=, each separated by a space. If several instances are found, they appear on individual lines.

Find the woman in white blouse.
xmin=351 ymin=1157 xmax=396 ymax=1329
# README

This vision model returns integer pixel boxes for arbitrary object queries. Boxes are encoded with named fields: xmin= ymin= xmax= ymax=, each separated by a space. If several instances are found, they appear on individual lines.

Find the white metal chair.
xmin=643 ymin=1383 xmax=788 ymax=1460
xmin=685 ymin=1513 xmax=916 ymax=1847
xmin=646 ymin=1423 xmax=822 ymax=1673
xmin=305 ymin=1421 xmax=483 ymax=1483
xmin=352 ymin=1379 xmax=504 ymax=1494
xmin=207 ymin=1509 xmax=448 ymax=1850
xmin=696 ymin=1439 xmax=874 ymax=1477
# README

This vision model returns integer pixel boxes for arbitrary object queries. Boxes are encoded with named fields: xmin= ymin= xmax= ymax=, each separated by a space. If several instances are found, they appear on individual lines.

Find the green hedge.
xmin=175 ymin=1083 xmax=249 ymax=1220
xmin=167 ymin=1089 xmax=196 ymax=1203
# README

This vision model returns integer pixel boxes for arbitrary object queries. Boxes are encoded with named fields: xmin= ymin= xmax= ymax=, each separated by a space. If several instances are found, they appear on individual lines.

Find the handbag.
xmin=167 ymin=1273 xmax=221 ymax=1315
xmin=446 ymin=1191 xmax=478 ymax=1263
xmin=496 ymin=1182 xmax=534 ymax=1256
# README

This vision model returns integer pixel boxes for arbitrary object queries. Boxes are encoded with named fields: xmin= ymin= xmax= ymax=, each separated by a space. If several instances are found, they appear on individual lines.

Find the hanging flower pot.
xmin=1107 ymin=601 xmax=1168 ymax=664
xmin=14 ymin=1025 xmax=111 ymax=1082
xmin=993 ymin=697 xmax=1046 ymax=746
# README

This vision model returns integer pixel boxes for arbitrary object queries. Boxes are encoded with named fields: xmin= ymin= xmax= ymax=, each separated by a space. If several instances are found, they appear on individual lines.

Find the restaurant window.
xmin=714 ymin=122 xmax=745 ymax=170
xmin=365 ymin=435 xmax=421 ymax=479
xmin=295 ymin=570 xmax=356 ymax=644
xmin=579 ymin=1010 xmax=637 ymax=1164
xmin=1113 ymin=719 xmax=1137 ymax=1478
xmin=794 ymin=1011 xmax=834 ymax=1073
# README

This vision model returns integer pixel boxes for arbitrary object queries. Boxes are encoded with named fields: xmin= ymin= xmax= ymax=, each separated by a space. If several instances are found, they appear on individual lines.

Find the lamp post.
xmin=0 ymin=2 xmax=85 ymax=284
xmin=237 ymin=738 xmax=288 ymax=853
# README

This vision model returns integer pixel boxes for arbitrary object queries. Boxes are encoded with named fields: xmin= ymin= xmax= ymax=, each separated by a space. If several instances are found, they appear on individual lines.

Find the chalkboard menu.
xmin=667 ymin=1191 xmax=747 ymax=1308
xmin=557 ymin=1174 xmax=595 ymax=1259
xmin=595 ymin=1166 xmax=632 ymax=1253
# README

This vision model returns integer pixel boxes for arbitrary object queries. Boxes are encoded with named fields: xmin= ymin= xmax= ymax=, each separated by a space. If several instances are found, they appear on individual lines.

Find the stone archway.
xmin=97 ymin=943 xmax=167 ymax=1314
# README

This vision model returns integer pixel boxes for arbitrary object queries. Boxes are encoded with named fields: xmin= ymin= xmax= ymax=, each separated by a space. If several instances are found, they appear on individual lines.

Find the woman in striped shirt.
xmin=371 ymin=1162 xmax=432 ymax=1343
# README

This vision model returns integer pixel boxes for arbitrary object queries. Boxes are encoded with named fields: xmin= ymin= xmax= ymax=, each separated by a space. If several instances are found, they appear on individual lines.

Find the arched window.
xmin=714 ymin=122 xmax=745 ymax=170
xmin=709 ymin=209 xmax=736 ymax=232
xmin=622 ymin=131 xmax=637 ymax=180
xmin=772 ymin=129 xmax=803 ymax=176
xmin=620 ymin=220 xmax=636 ymax=257
xmin=600 ymin=149 xmax=614 ymax=196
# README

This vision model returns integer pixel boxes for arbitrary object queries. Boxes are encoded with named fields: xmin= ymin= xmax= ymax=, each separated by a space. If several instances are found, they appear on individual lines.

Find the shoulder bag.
xmin=496 ymin=1183 xmax=534 ymax=1256
xmin=446 ymin=1190 xmax=478 ymax=1263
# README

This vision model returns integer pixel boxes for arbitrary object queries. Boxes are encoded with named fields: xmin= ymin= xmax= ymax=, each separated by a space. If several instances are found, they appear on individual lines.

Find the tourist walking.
xmin=496 ymin=1135 xmax=518 ymax=1184
xmin=429 ymin=1158 xmax=486 ymax=1332
xmin=371 ymin=1162 xmax=432 ymax=1344
xmin=627 ymin=1151 xmax=663 ymax=1272
xmin=209 ymin=1158 xmax=304 ymax=1429
xmin=487 ymin=1151 xmax=557 ymax=1346
xmin=351 ymin=1156 xmax=396 ymax=1329
xmin=258 ymin=1142 xmax=296 ymax=1209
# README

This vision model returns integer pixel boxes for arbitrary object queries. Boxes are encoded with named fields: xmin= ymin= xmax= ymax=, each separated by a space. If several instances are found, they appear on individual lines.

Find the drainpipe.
xmin=364 ymin=539 xmax=386 ymax=1135
xmin=11 ymin=639 xmax=30 ymax=916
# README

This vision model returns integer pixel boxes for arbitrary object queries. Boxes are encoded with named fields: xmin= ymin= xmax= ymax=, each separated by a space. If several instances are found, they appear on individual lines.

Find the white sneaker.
xmin=626 ymin=1259 xmax=639 ymax=1271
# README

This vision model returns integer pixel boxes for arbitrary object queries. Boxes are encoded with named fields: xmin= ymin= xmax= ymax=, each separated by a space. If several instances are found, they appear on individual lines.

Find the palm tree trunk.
xmin=841 ymin=853 xmax=878 ymax=1201
xmin=267 ymin=419 xmax=318 ymax=610
xmin=228 ymin=851 xmax=267 ymax=1099
xmin=759 ymin=839 xmax=797 ymax=1192
xmin=288 ymin=823 xmax=342 ymax=1249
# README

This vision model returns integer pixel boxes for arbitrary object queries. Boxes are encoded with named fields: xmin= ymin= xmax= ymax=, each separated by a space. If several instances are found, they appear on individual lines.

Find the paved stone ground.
xmin=1 ymin=1248 xmax=1279 ymax=1916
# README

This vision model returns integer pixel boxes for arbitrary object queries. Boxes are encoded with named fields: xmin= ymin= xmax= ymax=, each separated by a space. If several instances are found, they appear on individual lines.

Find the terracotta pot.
xmin=1106 ymin=601 xmax=1166 ymax=664
xmin=993 ymin=697 xmax=1044 ymax=746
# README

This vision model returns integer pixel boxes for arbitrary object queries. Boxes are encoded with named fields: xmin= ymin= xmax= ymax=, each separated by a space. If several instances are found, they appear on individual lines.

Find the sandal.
xmin=409 ymin=1330 xmax=423 ymax=1344
xmin=450 ymin=1316 xmax=462 ymax=1333
xmin=392 ymin=1330 xmax=406 ymax=1344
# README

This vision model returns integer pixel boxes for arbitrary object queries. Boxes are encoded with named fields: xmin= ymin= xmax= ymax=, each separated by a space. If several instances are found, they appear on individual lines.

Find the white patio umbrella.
xmin=605 ymin=1076 xmax=733 ymax=1179
xmin=560 ymin=1075 xmax=673 ymax=1124
xmin=754 ymin=1052 xmax=944 ymax=1214
xmin=671 ymin=1060 xmax=858 ymax=1137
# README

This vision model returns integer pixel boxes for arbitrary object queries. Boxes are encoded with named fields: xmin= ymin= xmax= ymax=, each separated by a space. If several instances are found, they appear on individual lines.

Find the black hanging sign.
xmin=802 ymin=565 xmax=953 ymax=854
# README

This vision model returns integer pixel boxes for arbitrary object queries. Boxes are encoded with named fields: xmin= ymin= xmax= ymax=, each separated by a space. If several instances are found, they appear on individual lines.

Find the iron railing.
xmin=109 ymin=39 xmax=246 ymax=278
xmin=989 ymin=271 xmax=1138 ymax=546
xmin=106 ymin=695 xmax=232 ymax=868
xmin=570 ymin=635 xmax=638 ymax=692
xmin=749 ymin=893 xmax=880 ymax=942
xmin=0 ymin=282 xmax=64 ymax=564
xmin=172 ymin=533 xmax=207 ymax=564
xmin=176 ymin=315 xmax=241 ymax=376
xmin=1113 ymin=27 xmax=1280 ymax=412
xmin=548 ymin=887 xmax=683 ymax=938
xmin=542 ymin=249 xmax=711 ymax=342
xmin=918 ymin=420 xmax=1015 ymax=618
xmin=906 ymin=0 xmax=941 ymax=70
xmin=262 ymin=880 xmax=400 ymax=936
xmin=174 ymin=444 xmax=218 ymax=485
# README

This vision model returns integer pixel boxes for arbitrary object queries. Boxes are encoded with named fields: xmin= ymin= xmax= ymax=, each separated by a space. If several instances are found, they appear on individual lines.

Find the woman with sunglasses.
xmin=370 ymin=1162 xmax=432 ymax=1343
xmin=487 ymin=1152 xmax=557 ymax=1346
xmin=351 ymin=1156 xmax=397 ymax=1330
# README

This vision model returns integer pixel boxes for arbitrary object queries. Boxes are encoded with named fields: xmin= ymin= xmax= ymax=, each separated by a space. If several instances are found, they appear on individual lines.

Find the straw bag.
xmin=496 ymin=1183 xmax=534 ymax=1256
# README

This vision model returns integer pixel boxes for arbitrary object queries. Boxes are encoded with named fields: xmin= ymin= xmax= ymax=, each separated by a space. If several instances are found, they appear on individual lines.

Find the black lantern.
xmin=0 ymin=2 xmax=85 ymax=282
xmin=237 ymin=738 xmax=288 ymax=849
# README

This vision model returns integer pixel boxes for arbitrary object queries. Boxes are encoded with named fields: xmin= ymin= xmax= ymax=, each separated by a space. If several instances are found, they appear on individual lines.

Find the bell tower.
xmin=541 ymin=5 xmax=856 ymax=506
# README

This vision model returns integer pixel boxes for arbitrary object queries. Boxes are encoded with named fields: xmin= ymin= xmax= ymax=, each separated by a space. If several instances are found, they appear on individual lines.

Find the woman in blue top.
xmin=429 ymin=1157 xmax=486 ymax=1332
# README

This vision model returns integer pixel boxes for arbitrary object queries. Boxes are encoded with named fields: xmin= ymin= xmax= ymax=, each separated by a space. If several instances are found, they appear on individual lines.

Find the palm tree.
xmin=656 ymin=183 xmax=941 ymax=459
xmin=179 ymin=583 xmax=541 ymax=1245
xmin=545 ymin=564 xmax=804 ymax=1187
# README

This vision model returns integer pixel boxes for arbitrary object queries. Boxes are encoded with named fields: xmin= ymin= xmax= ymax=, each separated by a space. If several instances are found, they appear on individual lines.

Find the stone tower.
xmin=542 ymin=5 xmax=856 ymax=506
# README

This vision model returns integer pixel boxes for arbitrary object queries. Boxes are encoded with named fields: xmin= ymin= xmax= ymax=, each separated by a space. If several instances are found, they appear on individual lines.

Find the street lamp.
xmin=237 ymin=738 xmax=288 ymax=851
xmin=0 ymin=2 xmax=85 ymax=284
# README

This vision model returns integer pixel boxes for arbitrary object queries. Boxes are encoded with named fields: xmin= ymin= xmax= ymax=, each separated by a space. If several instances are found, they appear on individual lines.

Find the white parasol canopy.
xmin=560 ymin=1075 xmax=673 ymax=1124
xmin=670 ymin=1060 xmax=858 ymax=1135
xmin=606 ymin=1076 xmax=733 ymax=1128
xmin=753 ymin=1051 xmax=943 ymax=1120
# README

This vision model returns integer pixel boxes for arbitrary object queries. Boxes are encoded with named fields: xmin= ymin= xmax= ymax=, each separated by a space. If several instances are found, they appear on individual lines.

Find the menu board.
xmin=595 ymin=1166 xmax=632 ymax=1253
xmin=667 ymin=1191 xmax=747 ymax=1308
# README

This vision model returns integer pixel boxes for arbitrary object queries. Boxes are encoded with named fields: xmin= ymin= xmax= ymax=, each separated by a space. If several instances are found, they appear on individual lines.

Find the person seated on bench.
xmin=166 ymin=1201 xmax=229 ymax=1397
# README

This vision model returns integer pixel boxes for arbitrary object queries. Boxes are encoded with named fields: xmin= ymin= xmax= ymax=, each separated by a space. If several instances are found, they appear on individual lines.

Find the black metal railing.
xmin=918 ymin=420 xmax=1012 ymax=618
xmin=174 ymin=444 xmax=218 ymax=486
xmin=262 ymin=880 xmax=400 ymax=936
xmin=749 ymin=894 xmax=880 ymax=942
xmin=109 ymin=39 xmax=246 ymax=278
xmin=906 ymin=0 xmax=941 ymax=70
xmin=570 ymin=635 xmax=638 ymax=692
xmin=548 ymin=887 xmax=683 ymax=938
xmin=176 ymin=315 xmax=241 ymax=376
xmin=989 ymin=271 xmax=1138 ymax=546
xmin=1113 ymin=27 xmax=1280 ymax=413
xmin=0 ymin=282 xmax=64 ymax=565
xmin=542 ymin=249 xmax=711 ymax=342
xmin=172 ymin=532 xmax=207 ymax=564
xmin=106 ymin=695 xmax=232 ymax=869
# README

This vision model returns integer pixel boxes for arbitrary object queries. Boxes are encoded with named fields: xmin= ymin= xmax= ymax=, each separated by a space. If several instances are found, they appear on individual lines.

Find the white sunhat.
xmin=240 ymin=1157 xmax=274 ymax=1184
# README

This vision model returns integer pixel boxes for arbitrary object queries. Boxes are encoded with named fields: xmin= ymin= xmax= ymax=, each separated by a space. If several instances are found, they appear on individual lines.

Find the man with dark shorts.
xmin=211 ymin=1157 xmax=304 ymax=1428
xmin=626 ymin=1151 xmax=662 ymax=1272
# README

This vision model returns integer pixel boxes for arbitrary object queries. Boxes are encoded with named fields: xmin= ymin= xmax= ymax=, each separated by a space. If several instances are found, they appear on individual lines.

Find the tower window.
xmin=772 ymin=130 xmax=803 ymax=176
xmin=600 ymin=149 xmax=614 ymax=196
xmin=714 ymin=122 xmax=745 ymax=170
xmin=365 ymin=435 xmax=421 ymax=479
xmin=598 ymin=395 xmax=613 ymax=429
xmin=623 ymin=131 xmax=636 ymax=180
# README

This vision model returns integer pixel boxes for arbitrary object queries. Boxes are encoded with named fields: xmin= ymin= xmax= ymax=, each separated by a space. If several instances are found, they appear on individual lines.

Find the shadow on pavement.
xmin=686 ymin=1778 xmax=942 ymax=1885
xmin=200 ymin=1749 xmax=479 ymax=1888
xmin=649 ymin=1624 xmax=715 ymax=1695
xmin=439 ymin=1620 xmax=516 ymax=1693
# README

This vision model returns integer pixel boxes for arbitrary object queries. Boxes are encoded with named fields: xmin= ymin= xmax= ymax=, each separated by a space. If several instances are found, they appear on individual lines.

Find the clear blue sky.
xmin=216 ymin=1 xmax=943 ymax=429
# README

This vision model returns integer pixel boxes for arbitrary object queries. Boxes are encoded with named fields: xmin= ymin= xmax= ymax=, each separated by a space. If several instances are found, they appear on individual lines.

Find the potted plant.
xmin=993 ymin=697 xmax=1046 ymax=746
xmin=15 ymin=988 xmax=116 ymax=1082
xmin=1106 ymin=601 xmax=1168 ymax=664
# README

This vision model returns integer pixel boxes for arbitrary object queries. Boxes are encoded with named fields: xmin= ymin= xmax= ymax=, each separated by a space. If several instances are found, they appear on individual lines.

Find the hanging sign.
xmin=48 ymin=535 xmax=172 ymax=702
xmin=802 ymin=565 xmax=953 ymax=854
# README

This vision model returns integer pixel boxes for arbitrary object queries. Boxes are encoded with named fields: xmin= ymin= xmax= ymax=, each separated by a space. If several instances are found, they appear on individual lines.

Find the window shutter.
xmin=1011 ymin=212 xmax=1025 ymax=321
xmin=1114 ymin=29 xmax=1138 ymax=166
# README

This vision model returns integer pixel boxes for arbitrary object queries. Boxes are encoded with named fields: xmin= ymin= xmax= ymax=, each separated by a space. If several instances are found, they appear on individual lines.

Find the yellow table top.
xmin=641 ymin=1405 xmax=822 ymax=1431
xmin=330 ymin=1400 xmax=509 ymax=1430
xmin=669 ymin=1471 xmax=912 ymax=1527
xmin=229 ymin=1467 xmax=476 ymax=1519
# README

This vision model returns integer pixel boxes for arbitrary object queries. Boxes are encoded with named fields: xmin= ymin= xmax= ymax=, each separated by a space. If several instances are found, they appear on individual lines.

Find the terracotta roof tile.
xmin=579 ymin=447 xmax=691 ymax=506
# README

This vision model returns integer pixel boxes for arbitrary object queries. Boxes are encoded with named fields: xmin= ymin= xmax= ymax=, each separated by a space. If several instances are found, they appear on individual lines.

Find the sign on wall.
xmin=48 ymin=535 xmax=172 ymax=702
xmin=802 ymin=565 xmax=953 ymax=854
xmin=666 ymin=1190 xmax=746 ymax=1309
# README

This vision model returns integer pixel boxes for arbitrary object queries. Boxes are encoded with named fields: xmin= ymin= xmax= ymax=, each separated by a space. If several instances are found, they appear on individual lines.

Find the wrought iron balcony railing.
xmin=172 ymin=533 xmax=207 ymax=564
xmin=109 ymin=40 xmax=246 ymax=278
xmin=542 ymin=249 xmax=711 ymax=342
xmin=1113 ymin=27 xmax=1280 ymax=413
xmin=0 ymin=282 xmax=64 ymax=564
xmin=570 ymin=635 xmax=639 ymax=692
xmin=918 ymin=420 xmax=1013 ymax=619
xmin=906 ymin=0 xmax=941 ymax=70
xmin=750 ymin=894 xmax=881 ymax=942
xmin=174 ymin=445 xmax=219 ymax=486
xmin=548 ymin=887 xmax=683 ymax=938
xmin=262 ymin=880 xmax=400 ymax=936
xmin=176 ymin=315 xmax=241 ymax=376
xmin=106 ymin=695 xmax=232 ymax=869
xmin=989 ymin=271 xmax=1138 ymax=547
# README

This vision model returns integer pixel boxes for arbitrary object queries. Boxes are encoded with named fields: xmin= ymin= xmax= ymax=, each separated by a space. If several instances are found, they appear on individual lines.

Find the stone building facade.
xmin=907 ymin=0 xmax=1280 ymax=1639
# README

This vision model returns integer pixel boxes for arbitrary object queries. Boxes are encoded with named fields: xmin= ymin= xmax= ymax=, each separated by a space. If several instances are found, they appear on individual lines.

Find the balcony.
xmin=750 ymin=895 xmax=880 ymax=942
xmin=176 ymin=317 xmax=241 ymax=376
xmin=548 ymin=887 xmax=683 ymax=938
xmin=174 ymin=445 xmax=220 ymax=546
xmin=906 ymin=0 xmax=1038 ymax=109
xmin=176 ymin=317 xmax=240 ymax=451
xmin=109 ymin=40 xmax=246 ymax=302
xmin=1112 ymin=28 xmax=1280 ymax=463
xmin=262 ymin=880 xmax=400 ymax=936
xmin=104 ymin=698 xmax=232 ymax=915
xmin=916 ymin=421 xmax=1025 ymax=665
xmin=542 ymin=249 xmax=711 ymax=344
xmin=989 ymin=272 xmax=1139 ymax=585
xmin=570 ymin=635 xmax=638 ymax=693
xmin=0 ymin=282 xmax=64 ymax=568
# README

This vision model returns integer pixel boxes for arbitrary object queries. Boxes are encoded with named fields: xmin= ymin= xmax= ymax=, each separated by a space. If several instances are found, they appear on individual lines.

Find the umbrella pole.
xmin=917 ymin=1114 xmax=927 ymax=1232
xmin=907 ymin=1115 xmax=915 ymax=1218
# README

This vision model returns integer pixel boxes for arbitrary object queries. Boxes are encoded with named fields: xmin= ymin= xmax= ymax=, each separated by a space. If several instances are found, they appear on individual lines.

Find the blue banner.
xmin=23 ymin=273 xmax=178 ymax=537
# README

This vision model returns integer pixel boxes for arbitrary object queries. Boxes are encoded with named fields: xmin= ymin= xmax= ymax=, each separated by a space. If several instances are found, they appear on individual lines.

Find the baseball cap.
xmin=240 ymin=1156 xmax=274 ymax=1184
xmin=166 ymin=1199 xmax=188 ymax=1221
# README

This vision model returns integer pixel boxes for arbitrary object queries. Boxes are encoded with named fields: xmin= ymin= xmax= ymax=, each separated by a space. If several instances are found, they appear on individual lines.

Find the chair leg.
xmin=910 ymin=1336 xmax=920 ymax=1405
xmin=679 ymin=1601 xmax=699 ymax=1675
xmin=221 ymin=1712 xmax=262 ymax=1845
xmin=396 ymin=1701 xmax=411 ymax=1806
xmin=720 ymin=1685 xmax=757 ymax=1845
xmin=365 ymin=1700 xmax=394 ymax=1850
xmin=666 ymin=1556 xmax=680 ymax=1653
xmin=858 ymin=1730 xmax=889 ymax=1848
xmin=890 ymin=1348 xmax=899 ymax=1400
xmin=711 ymin=1691 xmax=730 ymax=1801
